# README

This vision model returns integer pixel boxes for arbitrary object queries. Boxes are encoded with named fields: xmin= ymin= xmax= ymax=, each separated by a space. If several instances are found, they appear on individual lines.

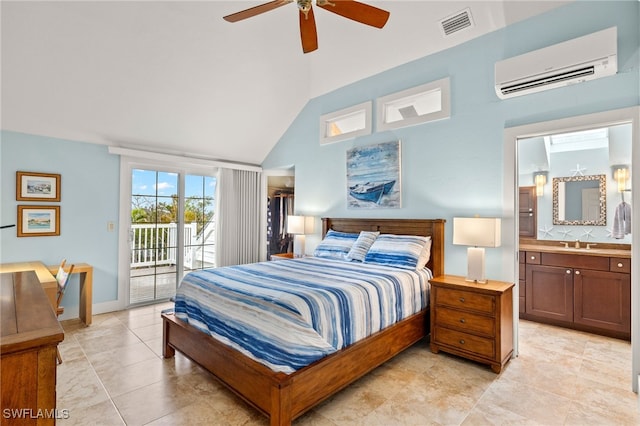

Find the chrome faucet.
xmin=574 ymin=240 xmax=581 ymax=249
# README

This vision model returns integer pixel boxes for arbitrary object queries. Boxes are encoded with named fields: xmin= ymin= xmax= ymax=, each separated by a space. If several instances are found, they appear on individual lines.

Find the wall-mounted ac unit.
xmin=495 ymin=27 xmax=617 ymax=99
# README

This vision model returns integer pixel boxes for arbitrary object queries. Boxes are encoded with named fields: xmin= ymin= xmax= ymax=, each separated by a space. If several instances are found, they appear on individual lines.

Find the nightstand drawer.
xmin=433 ymin=327 xmax=495 ymax=358
xmin=435 ymin=307 xmax=495 ymax=337
xmin=434 ymin=288 xmax=495 ymax=314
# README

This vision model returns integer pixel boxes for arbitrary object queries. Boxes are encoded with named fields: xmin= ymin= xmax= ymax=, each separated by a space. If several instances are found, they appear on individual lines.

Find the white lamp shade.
xmin=304 ymin=216 xmax=315 ymax=234
xmin=287 ymin=215 xmax=314 ymax=235
xmin=453 ymin=217 xmax=501 ymax=248
xmin=287 ymin=215 xmax=305 ymax=235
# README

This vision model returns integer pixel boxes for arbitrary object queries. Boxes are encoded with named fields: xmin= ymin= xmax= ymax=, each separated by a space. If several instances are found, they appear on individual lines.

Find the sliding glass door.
xmin=129 ymin=168 xmax=216 ymax=305
xmin=183 ymin=174 xmax=216 ymax=273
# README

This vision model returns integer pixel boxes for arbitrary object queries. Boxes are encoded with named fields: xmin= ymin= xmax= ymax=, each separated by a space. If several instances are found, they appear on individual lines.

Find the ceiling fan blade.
xmin=317 ymin=0 xmax=390 ymax=28
xmin=223 ymin=0 xmax=292 ymax=23
xmin=299 ymin=6 xmax=319 ymax=53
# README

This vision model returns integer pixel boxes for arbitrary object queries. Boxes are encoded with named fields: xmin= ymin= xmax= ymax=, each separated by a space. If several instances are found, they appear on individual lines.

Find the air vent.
xmin=439 ymin=8 xmax=474 ymax=36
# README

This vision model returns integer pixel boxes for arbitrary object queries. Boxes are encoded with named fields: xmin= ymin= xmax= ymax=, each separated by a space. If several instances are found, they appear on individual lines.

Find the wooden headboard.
xmin=321 ymin=218 xmax=445 ymax=278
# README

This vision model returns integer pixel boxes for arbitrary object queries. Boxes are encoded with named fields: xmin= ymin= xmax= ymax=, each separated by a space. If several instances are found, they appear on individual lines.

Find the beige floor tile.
xmin=117 ymin=311 xmax=164 ymax=329
xmin=57 ymin=357 xmax=110 ymax=411
xmin=57 ymin=334 xmax=86 ymax=363
xmin=477 ymin=377 xmax=572 ymax=424
xmin=55 ymin=306 xmax=638 ymax=426
xmin=462 ymin=400 xmax=539 ymax=425
xmin=111 ymin=376 xmax=196 ymax=426
xmin=129 ymin=322 xmax=163 ymax=342
xmin=98 ymin=357 xmax=175 ymax=398
xmin=57 ymin=399 xmax=124 ymax=426
xmin=144 ymin=336 xmax=166 ymax=358
xmin=86 ymin=341 xmax=158 ymax=372
xmin=144 ymin=399 xmax=233 ymax=426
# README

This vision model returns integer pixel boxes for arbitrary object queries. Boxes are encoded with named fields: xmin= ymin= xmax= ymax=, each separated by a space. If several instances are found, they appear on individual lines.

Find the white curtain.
xmin=216 ymin=168 xmax=262 ymax=267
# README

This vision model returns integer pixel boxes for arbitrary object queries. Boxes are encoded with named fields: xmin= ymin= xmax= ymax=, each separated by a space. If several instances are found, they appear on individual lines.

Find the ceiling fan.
xmin=223 ymin=0 xmax=390 ymax=54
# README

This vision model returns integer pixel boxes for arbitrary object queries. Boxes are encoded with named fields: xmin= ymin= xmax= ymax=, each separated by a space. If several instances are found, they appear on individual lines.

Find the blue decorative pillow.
xmin=346 ymin=231 xmax=380 ymax=262
xmin=364 ymin=234 xmax=431 ymax=270
xmin=313 ymin=230 xmax=359 ymax=260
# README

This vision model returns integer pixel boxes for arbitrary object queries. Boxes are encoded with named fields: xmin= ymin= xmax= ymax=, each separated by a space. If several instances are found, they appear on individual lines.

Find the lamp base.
xmin=293 ymin=235 xmax=306 ymax=258
xmin=466 ymin=247 xmax=487 ymax=283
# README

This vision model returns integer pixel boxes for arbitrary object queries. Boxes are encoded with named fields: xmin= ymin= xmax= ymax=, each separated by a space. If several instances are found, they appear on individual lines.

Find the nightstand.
xmin=429 ymin=274 xmax=514 ymax=373
xmin=270 ymin=252 xmax=294 ymax=261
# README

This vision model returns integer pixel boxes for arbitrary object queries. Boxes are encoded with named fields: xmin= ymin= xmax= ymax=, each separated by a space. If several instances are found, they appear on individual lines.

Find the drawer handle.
xmin=530 ymin=256 xmax=536 ymax=260
xmin=459 ymin=297 xmax=465 ymax=303
xmin=460 ymin=318 xmax=466 ymax=323
xmin=618 ymin=262 xmax=624 ymax=268
xmin=459 ymin=339 xmax=465 ymax=345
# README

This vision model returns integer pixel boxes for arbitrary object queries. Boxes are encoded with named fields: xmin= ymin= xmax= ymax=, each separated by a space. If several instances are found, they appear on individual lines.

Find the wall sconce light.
xmin=287 ymin=215 xmax=314 ymax=257
xmin=453 ymin=217 xmax=501 ymax=283
xmin=612 ymin=165 xmax=629 ymax=192
xmin=533 ymin=171 xmax=548 ymax=197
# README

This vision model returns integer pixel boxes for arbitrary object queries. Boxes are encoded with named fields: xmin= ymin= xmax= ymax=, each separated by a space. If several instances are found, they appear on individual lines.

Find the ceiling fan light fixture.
xmin=224 ymin=0 xmax=390 ymax=53
xmin=297 ymin=0 xmax=312 ymax=14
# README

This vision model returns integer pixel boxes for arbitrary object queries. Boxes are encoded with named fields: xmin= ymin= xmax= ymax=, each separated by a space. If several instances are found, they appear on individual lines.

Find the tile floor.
xmin=57 ymin=304 xmax=640 ymax=425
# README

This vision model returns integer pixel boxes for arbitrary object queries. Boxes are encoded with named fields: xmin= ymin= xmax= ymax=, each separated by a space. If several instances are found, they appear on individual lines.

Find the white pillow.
xmin=346 ymin=231 xmax=380 ymax=262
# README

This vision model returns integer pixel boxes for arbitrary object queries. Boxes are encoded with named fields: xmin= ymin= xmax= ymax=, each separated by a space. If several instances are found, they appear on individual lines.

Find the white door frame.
xmin=503 ymin=106 xmax=639 ymax=391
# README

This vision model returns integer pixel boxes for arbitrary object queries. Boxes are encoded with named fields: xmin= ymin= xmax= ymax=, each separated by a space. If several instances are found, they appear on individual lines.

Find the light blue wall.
xmin=262 ymin=1 xmax=640 ymax=279
xmin=1 ymin=131 xmax=120 ymax=311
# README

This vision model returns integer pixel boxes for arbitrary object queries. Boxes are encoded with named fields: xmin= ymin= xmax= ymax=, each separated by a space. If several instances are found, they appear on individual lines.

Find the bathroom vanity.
xmin=517 ymin=124 xmax=633 ymax=340
xmin=519 ymin=241 xmax=631 ymax=340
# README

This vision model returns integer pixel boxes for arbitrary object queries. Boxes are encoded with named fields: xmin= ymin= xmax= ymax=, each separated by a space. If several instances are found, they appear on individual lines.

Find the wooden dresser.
xmin=430 ymin=275 xmax=514 ymax=373
xmin=1 ymin=271 xmax=64 ymax=425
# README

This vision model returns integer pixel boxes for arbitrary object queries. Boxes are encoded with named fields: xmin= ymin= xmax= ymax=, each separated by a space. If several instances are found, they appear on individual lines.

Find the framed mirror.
xmin=552 ymin=174 xmax=606 ymax=225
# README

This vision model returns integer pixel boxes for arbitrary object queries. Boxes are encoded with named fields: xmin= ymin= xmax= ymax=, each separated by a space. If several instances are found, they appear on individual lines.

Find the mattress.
xmin=174 ymin=257 xmax=432 ymax=374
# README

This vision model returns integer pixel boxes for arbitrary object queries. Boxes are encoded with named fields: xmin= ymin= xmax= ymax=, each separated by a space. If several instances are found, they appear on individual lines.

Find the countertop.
xmin=520 ymin=243 xmax=631 ymax=258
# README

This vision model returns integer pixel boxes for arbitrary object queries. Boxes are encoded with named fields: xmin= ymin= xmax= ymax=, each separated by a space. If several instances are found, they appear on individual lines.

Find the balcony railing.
xmin=130 ymin=222 xmax=215 ymax=269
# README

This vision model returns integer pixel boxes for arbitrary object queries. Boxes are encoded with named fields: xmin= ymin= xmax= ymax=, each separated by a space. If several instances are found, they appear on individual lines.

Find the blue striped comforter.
xmin=174 ymin=257 xmax=432 ymax=374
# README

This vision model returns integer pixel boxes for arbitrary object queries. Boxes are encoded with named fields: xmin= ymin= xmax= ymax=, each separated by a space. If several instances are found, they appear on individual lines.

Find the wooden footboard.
xmin=163 ymin=309 xmax=428 ymax=425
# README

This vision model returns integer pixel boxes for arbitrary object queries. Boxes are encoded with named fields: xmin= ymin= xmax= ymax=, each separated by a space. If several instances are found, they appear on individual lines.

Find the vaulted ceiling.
xmin=1 ymin=1 xmax=569 ymax=165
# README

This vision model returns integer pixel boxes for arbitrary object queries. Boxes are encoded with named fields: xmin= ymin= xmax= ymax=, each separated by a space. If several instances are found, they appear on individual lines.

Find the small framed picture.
xmin=17 ymin=205 xmax=60 ymax=237
xmin=16 ymin=171 xmax=61 ymax=201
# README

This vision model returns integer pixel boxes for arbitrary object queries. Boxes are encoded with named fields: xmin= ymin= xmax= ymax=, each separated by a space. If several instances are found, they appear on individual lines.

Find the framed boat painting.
xmin=347 ymin=140 xmax=401 ymax=209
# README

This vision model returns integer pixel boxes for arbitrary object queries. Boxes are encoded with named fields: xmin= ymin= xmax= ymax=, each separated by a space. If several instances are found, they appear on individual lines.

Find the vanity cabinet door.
xmin=526 ymin=264 xmax=573 ymax=322
xmin=574 ymin=269 xmax=631 ymax=334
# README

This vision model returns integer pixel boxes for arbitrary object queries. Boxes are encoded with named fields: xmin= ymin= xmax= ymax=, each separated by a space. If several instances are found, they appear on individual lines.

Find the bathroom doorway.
xmin=504 ymin=106 xmax=639 ymax=391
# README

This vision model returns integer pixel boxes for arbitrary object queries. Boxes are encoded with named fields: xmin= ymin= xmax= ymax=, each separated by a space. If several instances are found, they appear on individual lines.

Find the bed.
xmin=162 ymin=217 xmax=445 ymax=425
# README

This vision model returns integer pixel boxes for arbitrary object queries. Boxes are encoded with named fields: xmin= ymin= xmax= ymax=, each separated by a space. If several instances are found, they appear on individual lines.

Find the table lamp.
xmin=453 ymin=217 xmax=501 ymax=283
xmin=287 ymin=215 xmax=314 ymax=257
